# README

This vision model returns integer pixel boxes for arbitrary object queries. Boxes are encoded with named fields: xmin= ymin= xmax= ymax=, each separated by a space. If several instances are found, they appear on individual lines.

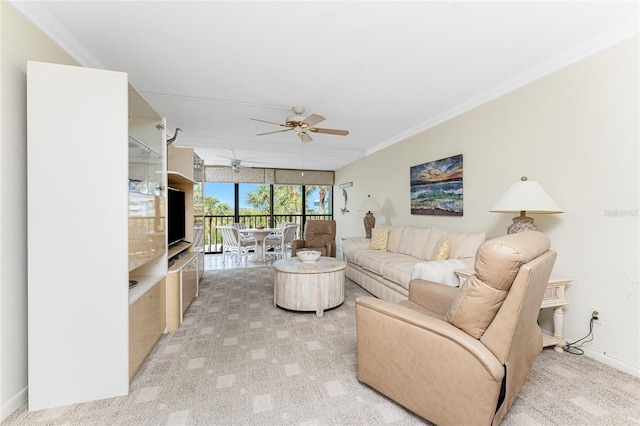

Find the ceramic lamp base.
xmin=363 ymin=212 xmax=376 ymax=239
xmin=507 ymin=213 xmax=538 ymax=234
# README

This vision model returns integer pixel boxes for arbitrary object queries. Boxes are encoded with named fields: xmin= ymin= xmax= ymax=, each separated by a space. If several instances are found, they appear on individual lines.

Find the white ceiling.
xmin=14 ymin=1 xmax=639 ymax=171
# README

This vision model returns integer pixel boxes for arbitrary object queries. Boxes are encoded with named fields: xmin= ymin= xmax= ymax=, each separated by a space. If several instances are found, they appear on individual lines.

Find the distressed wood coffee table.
xmin=273 ymin=257 xmax=346 ymax=317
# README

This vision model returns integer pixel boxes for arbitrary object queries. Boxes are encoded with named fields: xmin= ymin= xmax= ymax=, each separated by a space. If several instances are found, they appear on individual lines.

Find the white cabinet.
xmin=27 ymin=61 xmax=167 ymax=410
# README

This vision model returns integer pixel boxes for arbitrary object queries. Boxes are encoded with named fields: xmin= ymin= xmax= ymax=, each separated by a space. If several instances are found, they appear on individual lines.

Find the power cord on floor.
xmin=563 ymin=312 xmax=597 ymax=355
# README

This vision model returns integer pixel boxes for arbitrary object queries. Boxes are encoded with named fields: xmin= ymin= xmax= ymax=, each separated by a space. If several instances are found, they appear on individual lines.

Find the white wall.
xmin=336 ymin=36 xmax=639 ymax=375
xmin=0 ymin=3 xmax=77 ymax=420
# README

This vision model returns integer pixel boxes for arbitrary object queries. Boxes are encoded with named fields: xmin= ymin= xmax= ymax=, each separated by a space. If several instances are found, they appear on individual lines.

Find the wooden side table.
xmin=454 ymin=268 xmax=572 ymax=352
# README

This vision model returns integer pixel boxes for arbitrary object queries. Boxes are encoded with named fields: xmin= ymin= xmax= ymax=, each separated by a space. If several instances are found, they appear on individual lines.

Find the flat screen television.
xmin=167 ymin=187 xmax=186 ymax=247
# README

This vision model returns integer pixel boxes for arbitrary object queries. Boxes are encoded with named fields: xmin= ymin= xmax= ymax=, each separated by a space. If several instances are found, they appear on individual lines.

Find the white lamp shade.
xmin=490 ymin=178 xmax=563 ymax=214
xmin=360 ymin=195 xmax=381 ymax=212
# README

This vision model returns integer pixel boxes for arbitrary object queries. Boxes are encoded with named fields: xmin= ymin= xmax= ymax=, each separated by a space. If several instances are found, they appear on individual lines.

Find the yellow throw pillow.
xmin=370 ymin=228 xmax=389 ymax=251
xmin=432 ymin=236 xmax=450 ymax=260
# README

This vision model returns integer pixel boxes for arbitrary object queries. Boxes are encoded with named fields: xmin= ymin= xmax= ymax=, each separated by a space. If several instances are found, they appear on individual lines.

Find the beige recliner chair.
xmin=355 ymin=231 xmax=556 ymax=426
xmin=291 ymin=220 xmax=336 ymax=257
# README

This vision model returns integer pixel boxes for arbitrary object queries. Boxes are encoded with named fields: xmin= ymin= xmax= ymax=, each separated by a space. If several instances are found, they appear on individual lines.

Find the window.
xmin=273 ymin=185 xmax=302 ymax=227
xmin=306 ymin=185 xmax=332 ymax=216
xmin=203 ymin=183 xmax=332 ymax=253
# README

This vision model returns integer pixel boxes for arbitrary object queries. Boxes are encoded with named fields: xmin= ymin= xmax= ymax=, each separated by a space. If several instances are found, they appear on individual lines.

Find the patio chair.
xmin=217 ymin=225 xmax=257 ymax=265
xmin=264 ymin=223 xmax=299 ymax=260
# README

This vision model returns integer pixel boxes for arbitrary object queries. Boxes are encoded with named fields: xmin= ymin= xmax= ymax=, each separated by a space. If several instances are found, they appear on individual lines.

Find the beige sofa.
xmin=342 ymin=224 xmax=485 ymax=302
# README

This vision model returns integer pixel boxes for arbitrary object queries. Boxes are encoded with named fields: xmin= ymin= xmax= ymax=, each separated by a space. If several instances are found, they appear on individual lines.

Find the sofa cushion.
xmin=447 ymin=230 xmax=486 ymax=259
xmin=432 ymin=236 xmax=450 ymax=260
xmin=397 ymin=226 xmax=431 ymax=258
xmin=370 ymin=228 xmax=389 ymax=251
xmin=381 ymin=260 xmax=417 ymax=290
xmin=345 ymin=247 xmax=376 ymax=265
xmin=358 ymin=250 xmax=411 ymax=275
xmin=422 ymin=227 xmax=485 ymax=260
xmin=378 ymin=224 xmax=405 ymax=253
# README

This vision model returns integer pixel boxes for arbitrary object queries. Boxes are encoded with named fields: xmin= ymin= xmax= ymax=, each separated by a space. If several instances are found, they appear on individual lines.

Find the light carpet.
xmin=4 ymin=266 xmax=639 ymax=425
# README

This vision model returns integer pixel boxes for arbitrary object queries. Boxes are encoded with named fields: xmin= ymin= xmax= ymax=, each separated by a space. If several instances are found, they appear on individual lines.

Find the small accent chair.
xmin=355 ymin=231 xmax=556 ymax=426
xmin=291 ymin=220 xmax=337 ymax=257
xmin=264 ymin=223 xmax=298 ymax=260
xmin=217 ymin=225 xmax=257 ymax=265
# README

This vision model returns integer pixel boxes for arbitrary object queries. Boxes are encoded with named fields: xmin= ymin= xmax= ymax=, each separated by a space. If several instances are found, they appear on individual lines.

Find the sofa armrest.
xmin=408 ymin=279 xmax=459 ymax=316
xmin=342 ymin=237 xmax=370 ymax=254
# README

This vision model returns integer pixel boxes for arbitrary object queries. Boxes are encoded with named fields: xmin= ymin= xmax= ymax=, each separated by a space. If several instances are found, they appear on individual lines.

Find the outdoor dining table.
xmin=242 ymin=228 xmax=277 ymax=261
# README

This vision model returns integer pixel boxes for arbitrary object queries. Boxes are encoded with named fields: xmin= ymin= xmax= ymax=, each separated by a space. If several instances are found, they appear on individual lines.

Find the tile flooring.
xmin=203 ymin=252 xmax=285 ymax=270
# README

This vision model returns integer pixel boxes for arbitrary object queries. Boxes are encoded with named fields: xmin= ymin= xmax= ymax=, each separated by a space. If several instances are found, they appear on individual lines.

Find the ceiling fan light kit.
xmin=251 ymin=106 xmax=349 ymax=143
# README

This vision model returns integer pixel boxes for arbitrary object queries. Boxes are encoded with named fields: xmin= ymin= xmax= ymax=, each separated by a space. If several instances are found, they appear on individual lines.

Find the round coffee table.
xmin=273 ymin=257 xmax=346 ymax=317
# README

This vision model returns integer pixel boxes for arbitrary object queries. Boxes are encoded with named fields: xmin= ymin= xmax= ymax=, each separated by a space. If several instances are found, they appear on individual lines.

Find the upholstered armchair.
xmin=355 ymin=231 xmax=556 ymax=426
xmin=291 ymin=220 xmax=336 ymax=257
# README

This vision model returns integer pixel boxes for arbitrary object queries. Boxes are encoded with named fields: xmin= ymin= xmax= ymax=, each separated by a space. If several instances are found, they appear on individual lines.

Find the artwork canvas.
xmin=410 ymin=154 xmax=463 ymax=216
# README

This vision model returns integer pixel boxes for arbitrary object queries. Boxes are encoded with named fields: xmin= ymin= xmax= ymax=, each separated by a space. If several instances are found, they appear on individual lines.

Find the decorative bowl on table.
xmin=296 ymin=250 xmax=321 ymax=263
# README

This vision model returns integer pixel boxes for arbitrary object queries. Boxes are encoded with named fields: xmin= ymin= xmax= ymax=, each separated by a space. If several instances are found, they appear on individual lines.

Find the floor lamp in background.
xmin=490 ymin=176 xmax=563 ymax=234
xmin=360 ymin=195 xmax=381 ymax=238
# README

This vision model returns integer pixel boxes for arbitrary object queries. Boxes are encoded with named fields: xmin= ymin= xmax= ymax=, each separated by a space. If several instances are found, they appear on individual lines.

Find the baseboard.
xmin=1 ymin=385 xmax=27 ymax=422
xmin=581 ymin=347 xmax=640 ymax=378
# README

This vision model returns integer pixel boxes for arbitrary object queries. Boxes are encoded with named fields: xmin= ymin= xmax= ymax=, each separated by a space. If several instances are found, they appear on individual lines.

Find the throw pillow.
xmin=432 ymin=236 xmax=450 ymax=260
xmin=370 ymin=228 xmax=389 ymax=251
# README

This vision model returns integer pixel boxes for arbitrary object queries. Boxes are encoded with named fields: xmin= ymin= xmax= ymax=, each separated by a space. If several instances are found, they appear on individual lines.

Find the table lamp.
xmin=490 ymin=177 xmax=563 ymax=234
xmin=360 ymin=195 xmax=381 ymax=238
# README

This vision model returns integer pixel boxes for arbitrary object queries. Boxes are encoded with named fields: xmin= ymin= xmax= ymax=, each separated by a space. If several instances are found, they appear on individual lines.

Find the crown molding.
xmin=9 ymin=0 xmax=106 ymax=69
xmin=368 ymin=14 xmax=640 ymax=157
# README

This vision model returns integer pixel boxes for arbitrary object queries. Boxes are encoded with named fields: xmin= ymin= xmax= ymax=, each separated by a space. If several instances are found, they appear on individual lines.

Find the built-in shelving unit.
xmin=27 ymin=61 xmax=167 ymax=410
xmin=127 ymin=109 xmax=167 ymax=381
xmin=166 ymin=146 xmax=204 ymax=331
xmin=168 ymin=240 xmax=193 ymax=260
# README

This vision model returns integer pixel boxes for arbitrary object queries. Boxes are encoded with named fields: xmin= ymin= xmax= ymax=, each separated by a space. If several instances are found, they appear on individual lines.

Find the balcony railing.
xmin=203 ymin=214 xmax=332 ymax=253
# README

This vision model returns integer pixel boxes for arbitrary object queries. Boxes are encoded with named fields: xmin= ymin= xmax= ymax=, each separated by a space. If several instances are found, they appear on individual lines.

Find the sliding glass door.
xmin=203 ymin=183 xmax=333 ymax=253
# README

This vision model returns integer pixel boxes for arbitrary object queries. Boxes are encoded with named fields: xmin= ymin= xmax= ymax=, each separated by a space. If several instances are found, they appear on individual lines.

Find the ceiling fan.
xmin=212 ymin=150 xmax=263 ymax=173
xmin=229 ymin=158 xmax=242 ymax=173
xmin=250 ymin=106 xmax=349 ymax=143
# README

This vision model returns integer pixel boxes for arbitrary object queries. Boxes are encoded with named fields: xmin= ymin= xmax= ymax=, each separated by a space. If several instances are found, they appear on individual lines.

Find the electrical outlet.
xmin=590 ymin=306 xmax=603 ymax=325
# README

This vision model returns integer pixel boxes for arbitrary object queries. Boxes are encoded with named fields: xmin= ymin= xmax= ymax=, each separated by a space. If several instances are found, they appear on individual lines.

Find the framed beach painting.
xmin=410 ymin=154 xmax=463 ymax=216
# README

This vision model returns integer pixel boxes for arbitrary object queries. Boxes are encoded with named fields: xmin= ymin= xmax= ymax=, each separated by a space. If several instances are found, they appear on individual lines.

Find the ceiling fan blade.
xmin=301 ymin=113 xmax=325 ymax=127
xmin=256 ymin=128 xmax=294 ymax=136
xmin=250 ymin=117 xmax=288 ymax=127
xmin=309 ymin=127 xmax=350 ymax=136
xmin=299 ymin=132 xmax=313 ymax=143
